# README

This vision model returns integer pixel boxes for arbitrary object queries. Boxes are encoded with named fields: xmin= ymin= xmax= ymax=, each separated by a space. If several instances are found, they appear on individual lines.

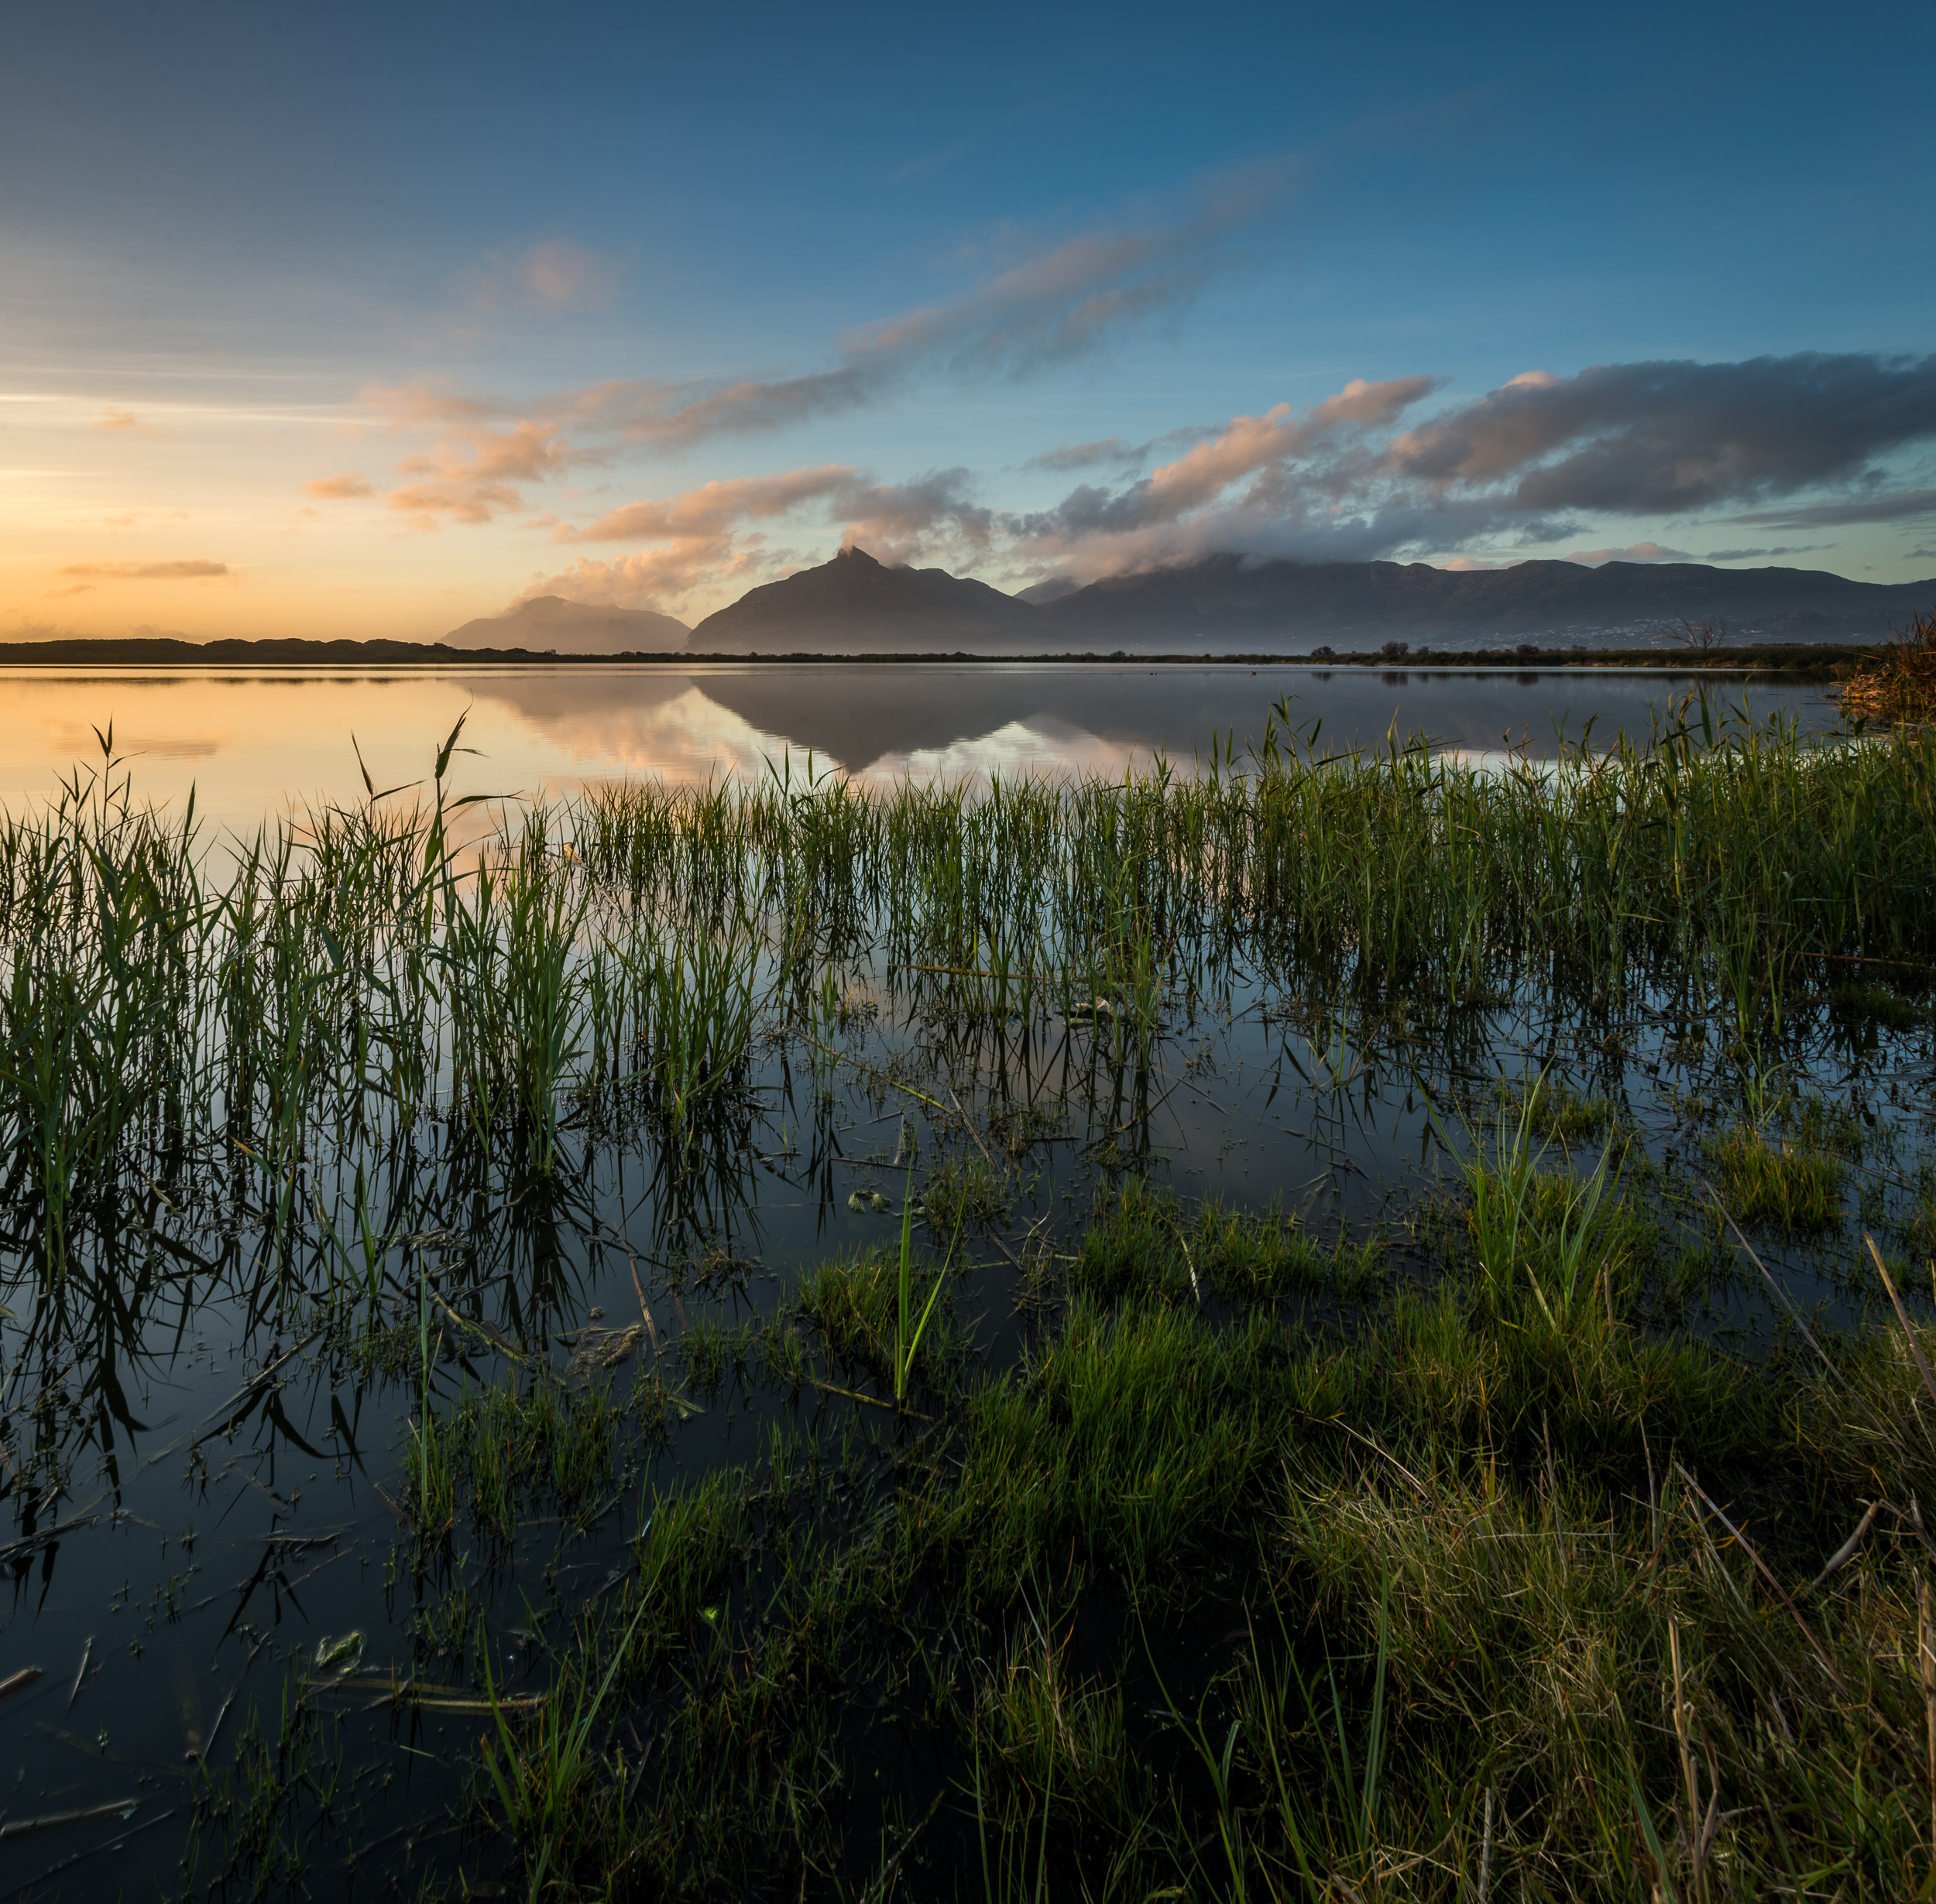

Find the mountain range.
xmin=436 ymin=546 xmax=1936 ymax=656
xmin=445 ymin=593 xmax=689 ymax=654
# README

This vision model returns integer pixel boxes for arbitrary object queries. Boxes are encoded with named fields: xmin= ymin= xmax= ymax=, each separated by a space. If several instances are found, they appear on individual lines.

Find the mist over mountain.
xmin=445 ymin=594 xmax=688 ymax=654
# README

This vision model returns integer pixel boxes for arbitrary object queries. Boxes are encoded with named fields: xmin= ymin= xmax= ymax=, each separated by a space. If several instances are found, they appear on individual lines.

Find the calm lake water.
xmin=0 ymin=661 xmax=1841 ymax=836
xmin=0 ymin=658 xmax=1880 ymax=1898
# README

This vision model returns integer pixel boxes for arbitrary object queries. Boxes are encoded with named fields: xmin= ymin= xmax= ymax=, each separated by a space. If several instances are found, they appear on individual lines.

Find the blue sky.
xmin=3 ymin=0 xmax=1933 ymax=638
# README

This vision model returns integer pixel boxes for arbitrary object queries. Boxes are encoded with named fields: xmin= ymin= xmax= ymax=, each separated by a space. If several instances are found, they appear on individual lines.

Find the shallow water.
xmin=0 ymin=661 xmax=1839 ymax=842
xmin=2 ymin=969 xmax=1922 ymax=1895
xmin=0 ymin=668 xmax=1907 ymax=1899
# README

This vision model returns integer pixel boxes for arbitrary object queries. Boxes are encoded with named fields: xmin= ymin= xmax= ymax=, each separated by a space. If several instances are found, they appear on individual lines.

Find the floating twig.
xmin=0 ymin=1666 xmax=43 ymax=1705
xmin=0 ymin=1794 xmax=139 ymax=1840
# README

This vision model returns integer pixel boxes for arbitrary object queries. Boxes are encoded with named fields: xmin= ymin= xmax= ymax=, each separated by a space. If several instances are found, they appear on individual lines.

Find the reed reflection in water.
xmin=0 ymin=661 xmax=1838 ymax=840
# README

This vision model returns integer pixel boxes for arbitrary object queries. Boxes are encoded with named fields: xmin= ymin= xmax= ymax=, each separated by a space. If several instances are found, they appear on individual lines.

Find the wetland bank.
xmin=2 ymin=684 xmax=1936 ymax=1902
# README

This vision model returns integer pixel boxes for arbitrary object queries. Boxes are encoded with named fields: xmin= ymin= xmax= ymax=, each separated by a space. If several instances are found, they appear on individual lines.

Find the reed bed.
xmin=4 ymin=695 xmax=1936 ymax=1899
xmin=4 ymin=698 xmax=1931 ymax=1247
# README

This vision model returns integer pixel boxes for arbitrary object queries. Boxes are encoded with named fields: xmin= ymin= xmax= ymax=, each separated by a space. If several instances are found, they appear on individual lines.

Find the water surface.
xmin=0 ymin=658 xmax=1883 ymax=1899
xmin=0 ymin=661 xmax=1838 ymax=839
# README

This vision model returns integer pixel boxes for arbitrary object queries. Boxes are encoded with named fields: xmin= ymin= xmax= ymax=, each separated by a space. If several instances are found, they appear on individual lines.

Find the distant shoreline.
xmin=0 ymin=636 xmax=1872 ymax=675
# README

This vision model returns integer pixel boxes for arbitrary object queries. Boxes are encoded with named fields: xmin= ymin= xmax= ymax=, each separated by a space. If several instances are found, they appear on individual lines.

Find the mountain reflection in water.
xmin=0 ymin=662 xmax=1841 ymax=839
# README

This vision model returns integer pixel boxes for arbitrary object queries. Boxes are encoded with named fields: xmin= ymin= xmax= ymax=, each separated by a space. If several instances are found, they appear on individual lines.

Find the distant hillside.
xmin=0 ymin=636 xmax=664 ymax=667
xmin=1035 ymin=555 xmax=1936 ymax=648
xmin=690 ymin=544 xmax=1034 ymax=652
xmin=686 ymin=547 xmax=1934 ymax=654
xmin=445 ymin=594 xmax=688 ymax=654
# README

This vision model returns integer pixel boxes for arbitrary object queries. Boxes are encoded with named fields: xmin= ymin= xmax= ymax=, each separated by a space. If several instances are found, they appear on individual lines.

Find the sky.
xmin=3 ymin=0 xmax=1934 ymax=643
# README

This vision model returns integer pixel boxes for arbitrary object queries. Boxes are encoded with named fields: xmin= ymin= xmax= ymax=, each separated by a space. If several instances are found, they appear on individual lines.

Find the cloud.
xmin=1009 ymin=376 xmax=1444 ymax=554
xmin=1021 ymin=437 xmax=1145 ymax=474
xmin=595 ymin=164 xmax=1292 ymax=449
xmin=58 ymin=559 xmax=230 ymax=580
xmin=2 ymin=619 xmax=84 ymax=640
xmin=379 ymin=416 xmax=576 ymax=528
xmin=532 ymin=465 xmax=989 ymax=609
xmin=1718 ymin=486 xmax=1936 ymax=530
xmin=836 ymin=468 xmax=994 ymax=560
xmin=561 ymin=467 xmax=865 ymax=545
xmin=1701 ymin=544 xmax=1824 ymax=562
xmin=455 ymin=239 xmax=621 ymax=316
xmin=1381 ymin=353 xmax=1936 ymax=515
xmin=91 ymin=407 xmax=151 ymax=432
xmin=357 ymin=160 xmax=1296 ymax=510
xmin=1004 ymin=352 xmax=1936 ymax=585
xmin=304 ymin=472 xmax=375 ymax=500
xmin=1564 ymin=542 xmax=1695 ymax=565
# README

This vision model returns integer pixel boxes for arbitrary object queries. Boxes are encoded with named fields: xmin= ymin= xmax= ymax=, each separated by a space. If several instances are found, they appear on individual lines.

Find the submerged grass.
xmin=1704 ymin=1121 xmax=1848 ymax=1233
xmin=448 ymin=1163 xmax=1936 ymax=1900
xmin=11 ymin=694 xmax=1936 ymax=1898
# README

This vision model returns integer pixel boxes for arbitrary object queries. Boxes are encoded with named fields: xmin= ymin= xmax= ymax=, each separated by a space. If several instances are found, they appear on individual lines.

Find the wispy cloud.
xmin=1718 ymin=486 xmax=1936 ymax=530
xmin=1703 ymin=544 xmax=1825 ymax=562
xmin=590 ymin=163 xmax=1292 ymax=450
xmin=382 ymin=414 xmax=576 ymax=528
xmin=453 ymin=239 xmax=621 ymax=316
xmin=91 ymin=407 xmax=153 ymax=432
xmin=57 ymin=558 xmax=230 ymax=579
xmin=304 ymin=472 xmax=374 ymax=499
xmin=321 ymin=163 xmax=1298 ymax=528
xmin=1021 ymin=437 xmax=1145 ymax=474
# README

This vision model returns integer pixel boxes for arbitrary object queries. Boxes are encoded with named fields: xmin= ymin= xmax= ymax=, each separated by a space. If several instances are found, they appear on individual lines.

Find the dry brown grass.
xmin=1841 ymin=605 xmax=1936 ymax=724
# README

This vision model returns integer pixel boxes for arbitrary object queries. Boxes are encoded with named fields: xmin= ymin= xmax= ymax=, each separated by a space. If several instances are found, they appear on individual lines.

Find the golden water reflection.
xmin=0 ymin=663 xmax=1838 ymax=844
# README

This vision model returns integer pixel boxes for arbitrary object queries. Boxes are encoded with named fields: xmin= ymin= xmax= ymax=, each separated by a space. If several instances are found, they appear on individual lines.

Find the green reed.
xmin=0 ymin=697 xmax=1925 ymax=1443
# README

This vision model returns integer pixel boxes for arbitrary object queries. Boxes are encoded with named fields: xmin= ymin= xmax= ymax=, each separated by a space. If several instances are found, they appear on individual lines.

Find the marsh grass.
xmin=922 ymin=1154 xmax=1012 ymax=1235
xmin=789 ymin=1227 xmax=963 ymax=1401
xmin=428 ymin=1374 xmax=628 ymax=1545
xmin=461 ymin=1154 xmax=1936 ymax=1899
xmin=6 ymin=693 xmax=1935 ymax=1348
xmin=1069 ymin=1175 xmax=1383 ymax=1307
xmin=1704 ymin=1122 xmax=1848 ymax=1233
xmin=1511 ymin=1077 xmax=1619 ymax=1147
xmin=1831 ymin=978 xmax=1927 ymax=1031
xmin=184 ymin=1658 xmax=345 ymax=1894
xmin=973 ymin=1588 xmax=1141 ymax=1823
xmin=14 ymin=698 xmax=1936 ymax=1899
